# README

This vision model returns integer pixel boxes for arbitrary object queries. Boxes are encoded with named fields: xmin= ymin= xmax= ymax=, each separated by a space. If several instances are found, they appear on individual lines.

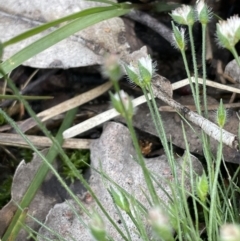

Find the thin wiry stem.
xmin=209 ymin=130 xmax=223 ymax=240
xmin=188 ymin=24 xmax=201 ymax=115
xmin=201 ymin=23 xmax=208 ymax=118
xmin=180 ymin=49 xmax=197 ymax=107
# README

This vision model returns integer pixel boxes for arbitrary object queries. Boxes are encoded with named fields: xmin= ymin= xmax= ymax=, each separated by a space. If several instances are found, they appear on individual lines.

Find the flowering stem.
xmin=111 ymin=81 xmax=159 ymax=206
xmin=188 ymin=24 xmax=201 ymax=115
xmin=230 ymin=46 xmax=240 ymax=68
xmin=181 ymin=124 xmax=200 ymax=236
xmin=200 ymin=23 xmax=213 ymax=202
xmin=127 ymin=211 xmax=149 ymax=240
xmin=125 ymin=113 xmax=160 ymax=206
xmin=142 ymin=87 xmax=162 ymax=138
xmin=147 ymin=85 xmax=175 ymax=170
xmin=201 ymin=23 xmax=208 ymax=118
xmin=181 ymin=49 xmax=197 ymax=106
xmin=209 ymin=129 xmax=223 ymax=240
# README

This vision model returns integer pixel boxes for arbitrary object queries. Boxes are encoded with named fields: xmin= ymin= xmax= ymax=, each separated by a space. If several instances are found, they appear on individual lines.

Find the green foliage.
xmin=20 ymin=148 xmax=34 ymax=163
xmin=217 ymin=99 xmax=227 ymax=128
xmin=61 ymin=149 xmax=90 ymax=183
xmin=0 ymin=41 xmax=3 ymax=60
xmin=0 ymin=113 xmax=5 ymax=125
xmin=0 ymin=176 xmax=12 ymax=209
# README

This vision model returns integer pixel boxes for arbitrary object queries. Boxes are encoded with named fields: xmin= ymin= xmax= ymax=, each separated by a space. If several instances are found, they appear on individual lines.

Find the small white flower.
xmin=196 ymin=0 xmax=205 ymax=14
xmin=217 ymin=15 xmax=240 ymax=49
xmin=138 ymin=55 xmax=156 ymax=85
xmin=220 ymin=224 xmax=240 ymax=241
xmin=111 ymin=90 xmax=134 ymax=119
xmin=171 ymin=5 xmax=195 ymax=25
xmin=219 ymin=16 xmax=240 ymax=38
xmin=113 ymin=90 xmax=129 ymax=105
xmin=148 ymin=207 xmax=174 ymax=240
xmin=172 ymin=5 xmax=191 ymax=20
xmin=124 ymin=56 xmax=156 ymax=88
xmin=127 ymin=63 xmax=138 ymax=74
xmin=195 ymin=0 xmax=212 ymax=24
xmin=138 ymin=55 xmax=153 ymax=76
xmin=101 ymin=54 xmax=122 ymax=81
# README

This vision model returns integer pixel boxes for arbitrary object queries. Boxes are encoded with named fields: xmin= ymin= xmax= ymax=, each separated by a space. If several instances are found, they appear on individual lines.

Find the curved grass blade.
xmin=3 ymin=6 xmax=121 ymax=47
xmin=1 ymin=108 xmax=77 ymax=241
xmin=0 ymin=95 xmax=52 ymax=100
xmin=86 ymin=0 xmax=118 ymax=6
xmin=0 ymin=7 xmax=130 ymax=78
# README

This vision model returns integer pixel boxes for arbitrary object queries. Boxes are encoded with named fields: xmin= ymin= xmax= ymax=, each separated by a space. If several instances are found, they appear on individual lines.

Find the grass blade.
xmin=0 ymin=7 xmax=130 ymax=78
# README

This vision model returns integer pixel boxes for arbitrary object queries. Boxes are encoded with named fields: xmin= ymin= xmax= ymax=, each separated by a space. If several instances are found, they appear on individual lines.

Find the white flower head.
xmin=220 ymin=224 xmax=240 ymax=241
xmin=138 ymin=55 xmax=153 ymax=76
xmin=216 ymin=15 xmax=240 ymax=49
xmin=101 ymin=54 xmax=123 ymax=81
xmin=113 ymin=90 xmax=129 ymax=105
xmin=112 ymin=90 xmax=133 ymax=116
xmin=171 ymin=5 xmax=195 ymax=25
xmin=138 ymin=55 xmax=156 ymax=85
xmin=111 ymin=90 xmax=134 ymax=119
xmin=124 ymin=55 xmax=156 ymax=88
xmin=196 ymin=0 xmax=205 ymax=13
xmin=89 ymin=212 xmax=107 ymax=241
xmin=148 ymin=207 xmax=174 ymax=240
xmin=195 ymin=0 xmax=212 ymax=24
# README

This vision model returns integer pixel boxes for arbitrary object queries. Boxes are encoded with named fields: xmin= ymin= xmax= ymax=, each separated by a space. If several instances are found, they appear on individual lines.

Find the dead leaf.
xmin=0 ymin=1 xmax=134 ymax=68
xmin=224 ymin=59 xmax=240 ymax=83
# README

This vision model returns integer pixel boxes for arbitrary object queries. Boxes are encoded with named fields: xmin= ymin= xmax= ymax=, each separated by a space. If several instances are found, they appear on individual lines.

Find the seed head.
xmin=171 ymin=22 xmax=187 ymax=51
xmin=170 ymin=5 xmax=195 ymax=26
xmin=138 ymin=55 xmax=156 ymax=86
xmin=216 ymin=15 xmax=240 ymax=50
xmin=195 ymin=0 xmax=212 ymax=24
xmin=220 ymin=223 xmax=240 ymax=241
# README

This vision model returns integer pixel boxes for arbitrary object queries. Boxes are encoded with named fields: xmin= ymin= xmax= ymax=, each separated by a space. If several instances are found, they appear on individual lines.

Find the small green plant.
xmin=61 ymin=149 xmax=90 ymax=183
xmin=20 ymin=148 xmax=34 ymax=163
xmin=0 ymin=113 xmax=5 ymax=125
xmin=0 ymin=176 xmax=12 ymax=209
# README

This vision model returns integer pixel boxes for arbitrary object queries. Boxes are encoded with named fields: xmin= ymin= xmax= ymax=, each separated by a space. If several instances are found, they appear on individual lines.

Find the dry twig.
xmin=63 ymin=77 xmax=240 ymax=143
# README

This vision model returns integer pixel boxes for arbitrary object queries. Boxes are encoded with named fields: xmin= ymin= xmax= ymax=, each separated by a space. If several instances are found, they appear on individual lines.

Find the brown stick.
xmin=151 ymin=76 xmax=238 ymax=150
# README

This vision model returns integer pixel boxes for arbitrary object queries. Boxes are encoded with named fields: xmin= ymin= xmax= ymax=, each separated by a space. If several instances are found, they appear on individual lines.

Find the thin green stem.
xmin=127 ymin=211 xmax=148 ymax=241
xmin=112 ymin=81 xmax=159 ymax=206
xmin=180 ymin=49 xmax=197 ymax=109
xmin=209 ymin=129 xmax=223 ymax=240
xmin=142 ymin=87 xmax=173 ymax=167
xmin=1 ymin=108 xmax=82 ymax=241
xmin=147 ymin=86 xmax=174 ymax=168
xmin=181 ymin=123 xmax=200 ymax=239
xmin=201 ymin=23 xmax=208 ymax=118
xmin=1 ymin=70 xmax=129 ymax=241
xmin=202 ymin=205 xmax=209 ymax=237
xmin=126 ymin=114 xmax=159 ymax=206
xmin=188 ymin=24 xmax=201 ymax=115
xmin=231 ymin=46 xmax=240 ymax=67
